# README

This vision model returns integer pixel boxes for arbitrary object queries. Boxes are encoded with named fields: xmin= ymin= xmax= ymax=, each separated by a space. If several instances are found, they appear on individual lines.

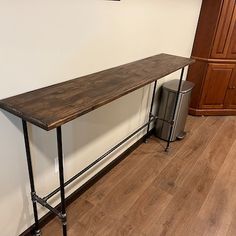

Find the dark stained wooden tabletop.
xmin=0 ymin=54 xmax=194 ymax=131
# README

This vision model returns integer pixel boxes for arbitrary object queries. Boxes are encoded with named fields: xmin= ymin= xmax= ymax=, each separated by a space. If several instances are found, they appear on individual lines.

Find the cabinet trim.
xmin=192 ymin=56 xmax=236 ymax=64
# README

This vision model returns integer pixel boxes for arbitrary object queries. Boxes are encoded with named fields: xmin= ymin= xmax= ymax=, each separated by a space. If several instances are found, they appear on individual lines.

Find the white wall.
xmin=0 ymin=1 xmax=202 ymax=235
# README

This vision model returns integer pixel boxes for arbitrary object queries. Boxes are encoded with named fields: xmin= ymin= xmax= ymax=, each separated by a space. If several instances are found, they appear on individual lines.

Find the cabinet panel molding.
xmin=227 ymin=6 xmax=236 ymax=58
xmin=200 ymin=64 xmax=234 ymax=108
xmin=211 ymin=0 xmax=235 ymax=58
xmin=224 ymin=67 xmax=236 ymax=108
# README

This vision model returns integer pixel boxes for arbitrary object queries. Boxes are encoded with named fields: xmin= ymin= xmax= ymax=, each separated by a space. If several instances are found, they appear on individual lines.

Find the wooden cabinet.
xmin=187 ymin=0 xmax=236 ymax=115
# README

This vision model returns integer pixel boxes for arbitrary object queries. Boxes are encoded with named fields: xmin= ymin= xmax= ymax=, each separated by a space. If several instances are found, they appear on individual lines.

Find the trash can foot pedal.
xmin=176 ymin=131 xmax=186 ymax=140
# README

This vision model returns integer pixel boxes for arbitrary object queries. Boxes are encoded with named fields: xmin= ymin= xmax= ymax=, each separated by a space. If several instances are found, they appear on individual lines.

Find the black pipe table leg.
xmin=56 ymin=127 xmax=67 ymax=236
xmin=165 ymin=67 xmax=185 ymax=152
xmin=145 ymin=80 xmax=157 ymax=143
xmin=22 ymin=120 xmax=41 ymax=236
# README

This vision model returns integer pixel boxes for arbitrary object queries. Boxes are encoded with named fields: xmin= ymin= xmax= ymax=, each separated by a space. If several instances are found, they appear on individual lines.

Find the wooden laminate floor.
xmin=42 ymin=116 xmax=236 ymax=236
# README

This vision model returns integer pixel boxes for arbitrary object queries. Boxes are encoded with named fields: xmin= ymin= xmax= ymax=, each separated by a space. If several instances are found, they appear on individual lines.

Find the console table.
xmin=0 ymin=54 xmax=194 ymax=236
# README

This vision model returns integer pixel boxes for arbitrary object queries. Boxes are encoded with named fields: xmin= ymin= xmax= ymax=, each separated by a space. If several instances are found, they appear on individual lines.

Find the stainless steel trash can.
xmin=155 ymin=79 xmax=194 ymax=142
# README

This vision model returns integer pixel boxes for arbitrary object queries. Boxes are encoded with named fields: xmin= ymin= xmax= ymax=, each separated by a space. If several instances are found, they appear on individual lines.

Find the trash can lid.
xmin=163 ymin=79 xmax=195 ymax=94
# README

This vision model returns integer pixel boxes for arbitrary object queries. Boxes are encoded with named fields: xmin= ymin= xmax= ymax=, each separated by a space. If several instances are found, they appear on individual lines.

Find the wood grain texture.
xmin=0 ymin=54 xmax=194 ymax=130
xmin=40 ymin=116 xmax=236 ymax=236
xmin=192 ymin=140 xmax=236 ymax=236
xmin=146 ymin=117 xmax=236 ymax=236
xmin=155 ymin=116 xmax=224 ymax=195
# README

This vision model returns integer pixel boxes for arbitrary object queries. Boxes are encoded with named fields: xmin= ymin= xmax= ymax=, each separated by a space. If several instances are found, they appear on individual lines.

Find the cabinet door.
xmin=224 ymin=66 xmax=236 ymax=108
xmin=211 ymin=0 xmax=235 ymax=58
xmin=201 ymin=64 xmax=234 ymax=109
xmin=227 ymin=6 xmax=236 ymax=58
